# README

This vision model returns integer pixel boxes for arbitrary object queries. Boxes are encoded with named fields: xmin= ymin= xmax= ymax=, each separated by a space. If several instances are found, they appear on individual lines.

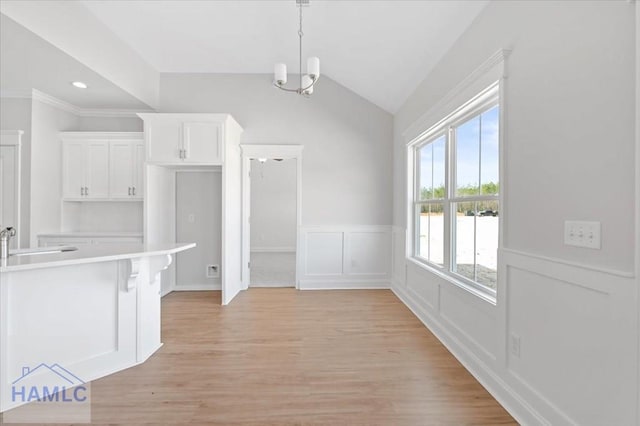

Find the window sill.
xmin=406 ymin=257 xmax=497 ymax=306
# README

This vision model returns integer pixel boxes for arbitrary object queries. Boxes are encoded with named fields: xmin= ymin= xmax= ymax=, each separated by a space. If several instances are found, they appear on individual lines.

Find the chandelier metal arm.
xmin=273 ymin=84 xmax=300 ymax=93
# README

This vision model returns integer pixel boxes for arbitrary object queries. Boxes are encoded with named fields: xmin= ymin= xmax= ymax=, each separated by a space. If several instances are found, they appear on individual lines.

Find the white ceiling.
xmin=81 ymin=0 xmax=488 ymax=113
xmin=0 ymin=13 xmax=152 ymax=110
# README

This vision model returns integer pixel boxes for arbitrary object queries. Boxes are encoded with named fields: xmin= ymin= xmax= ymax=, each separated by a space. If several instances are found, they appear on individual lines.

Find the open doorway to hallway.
xmin=249 ymin=158 xmax=297 ymax=287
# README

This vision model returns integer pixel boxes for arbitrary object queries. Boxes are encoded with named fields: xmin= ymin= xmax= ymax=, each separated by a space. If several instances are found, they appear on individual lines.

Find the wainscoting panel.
xmin=392 ymin=226 xmax=407 ymax=287
xmin=347 ymin=231 xmax=390 ymax=276
xmin=299 ymin=226 xmax=391 ymax=289
xmin=392 ymin=232 xmax=638 ymax=425
xmin=503 ymin=251 xmax=637 ymax=426
xmin=303 ymin=231 xmax=344 ymax=276
xmin=440 ymin=285 xmax=498 ymax=362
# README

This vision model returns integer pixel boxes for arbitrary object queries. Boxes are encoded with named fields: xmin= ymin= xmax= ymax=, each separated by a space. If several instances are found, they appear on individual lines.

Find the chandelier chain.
xmin=299 ymin=3 xmax=303 ymax=92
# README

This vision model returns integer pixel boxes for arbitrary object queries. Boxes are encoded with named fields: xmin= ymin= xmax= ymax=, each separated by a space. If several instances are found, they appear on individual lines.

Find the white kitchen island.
xmin=0 ymin=243 xmax=195 ymax=413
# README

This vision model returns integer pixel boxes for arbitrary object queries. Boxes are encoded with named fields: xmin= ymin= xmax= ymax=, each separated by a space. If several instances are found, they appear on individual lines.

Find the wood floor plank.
xmin=65 ymin=289 xmax=517 ymax=424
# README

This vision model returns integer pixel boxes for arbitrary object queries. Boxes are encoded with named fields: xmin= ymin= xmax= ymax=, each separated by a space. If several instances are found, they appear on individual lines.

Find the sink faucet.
xmin=0 ymin=227 xmax=16 ymax=259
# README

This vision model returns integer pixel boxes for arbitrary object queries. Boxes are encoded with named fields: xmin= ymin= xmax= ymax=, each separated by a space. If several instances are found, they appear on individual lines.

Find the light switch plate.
xmin=564 ymin=221 xmax=601 ymax=249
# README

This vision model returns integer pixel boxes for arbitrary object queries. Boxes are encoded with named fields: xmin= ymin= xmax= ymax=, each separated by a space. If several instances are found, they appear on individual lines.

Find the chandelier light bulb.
xmin=307 ymin=57 xmax=320 ymax=80
xmin=274 ymin=63 xmax=287 ymax=85
xmin=302 ymin=75 xmax=314 ymax=95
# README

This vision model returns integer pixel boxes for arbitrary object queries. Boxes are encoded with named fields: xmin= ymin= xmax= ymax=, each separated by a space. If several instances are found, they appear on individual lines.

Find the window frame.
xmin=408 ymin=82 xmax=501 ymax=303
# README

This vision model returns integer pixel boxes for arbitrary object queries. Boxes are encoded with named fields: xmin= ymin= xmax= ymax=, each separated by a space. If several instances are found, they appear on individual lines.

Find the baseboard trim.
xmin=251 ymin=247 xmax=296 ymax=253
xmin=391 ymin=283 xmax=548 ymax=426
xmin=172 ymin=284 xmax=221 ymax=291
xmin=299 ymin=279 xmax=390 ymax=290
xmin=249 ymin=283 xmax=295 ymax=288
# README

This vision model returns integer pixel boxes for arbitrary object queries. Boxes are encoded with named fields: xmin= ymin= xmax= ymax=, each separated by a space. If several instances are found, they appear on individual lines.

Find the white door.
xmin=85 ymin=141 xmax=110 ymax=198
xmin=109 ymin=141 xmax=134 ymax=198
xmin=222 ymin=140 xmax=243 ymax=305
xmin=146 ymin=121 xmax=182 ymax=163
xmin=132 ymin=141 xmax=145 ymax=198
xmin=183 ymin=122 xmax=221 ymax=163
xmin=63 ymin=141 xmax=86 ymax=198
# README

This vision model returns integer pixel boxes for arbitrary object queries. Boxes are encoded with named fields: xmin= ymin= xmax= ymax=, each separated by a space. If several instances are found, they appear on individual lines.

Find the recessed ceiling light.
xmin=71 ymin=81 xmax=88 ymax=89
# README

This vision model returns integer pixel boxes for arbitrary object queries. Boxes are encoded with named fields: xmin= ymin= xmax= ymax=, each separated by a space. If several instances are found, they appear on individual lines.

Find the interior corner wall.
xmin=29 ymin=99 xmax=79 ymax=247
xmin=0 ymin=98 xmax=32 ymax=247
xmin=635 ymin=2 xmax=640 ymax=423
xmin=159 ymin=74 xmax=393 ymax=227
xmin=392 ymin=1 xmax=637 ymax=424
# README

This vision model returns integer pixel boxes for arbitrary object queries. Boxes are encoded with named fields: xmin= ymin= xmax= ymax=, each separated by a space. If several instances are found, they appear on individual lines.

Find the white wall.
xmin=29 ymin=98 xmax=78 ymax=247
xmin=175 ymin=171 xmax=222 ymax=289
xmin=0 ymin=1 xmax=159 ymax=108
xmin=76 ymin=116 xmax=142 ymax=132
xmin=0 ymin=98 xmax=31 ymax=247
xmin=61 ymin=202 xmax=143 ymax=233
xmin=159 ymin=74 xmax=393 ymax=227
xmin=392 ymin=1 xmax=637 ymax=424
xmin=250 ymin=159 xmax=296 ymax=251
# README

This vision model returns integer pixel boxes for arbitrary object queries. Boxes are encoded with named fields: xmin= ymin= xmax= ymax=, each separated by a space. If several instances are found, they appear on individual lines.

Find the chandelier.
xmin=273 ymin=0 xmax=320 ymax=96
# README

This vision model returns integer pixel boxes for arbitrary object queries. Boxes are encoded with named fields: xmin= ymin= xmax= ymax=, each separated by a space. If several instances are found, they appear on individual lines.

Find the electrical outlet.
xmin=510 ymin=333 xmax=521 ymax=358
xmin=564 ymin=221 xmax=601 ymax=249
xmin=206 ymin=264 xmax=219 ymax=278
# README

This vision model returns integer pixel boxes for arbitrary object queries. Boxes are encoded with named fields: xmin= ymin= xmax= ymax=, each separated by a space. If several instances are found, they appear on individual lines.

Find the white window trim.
xmin=407 ymin=81 xmax=503 ymax=304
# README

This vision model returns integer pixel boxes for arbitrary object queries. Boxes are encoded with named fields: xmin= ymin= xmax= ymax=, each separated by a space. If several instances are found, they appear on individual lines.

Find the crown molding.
xmin=0 ymin=88 xmax=154 ymax=118
xmin=0 ymin=88 xmax=33 ymax=99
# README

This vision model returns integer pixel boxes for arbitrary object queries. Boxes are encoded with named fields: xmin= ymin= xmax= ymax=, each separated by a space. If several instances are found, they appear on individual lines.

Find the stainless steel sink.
xmin=10 ymin=246 xmax=78 ymax=257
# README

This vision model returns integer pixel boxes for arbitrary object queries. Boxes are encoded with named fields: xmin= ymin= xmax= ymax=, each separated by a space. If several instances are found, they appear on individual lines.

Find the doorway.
xmin=241 ymin=145 xmax=303 ymax=290
xmin=249 ymin=158 xmax=297 ymax=287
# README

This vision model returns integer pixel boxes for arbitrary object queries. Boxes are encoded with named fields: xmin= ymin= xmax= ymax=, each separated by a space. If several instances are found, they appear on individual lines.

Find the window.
xmin=410 ymin=84 xmax=500 ymax=298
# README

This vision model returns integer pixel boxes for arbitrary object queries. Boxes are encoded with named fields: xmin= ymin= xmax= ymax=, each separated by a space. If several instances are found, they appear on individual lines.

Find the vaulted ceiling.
xmin=80 ymin=0 xmax=488 ymax=113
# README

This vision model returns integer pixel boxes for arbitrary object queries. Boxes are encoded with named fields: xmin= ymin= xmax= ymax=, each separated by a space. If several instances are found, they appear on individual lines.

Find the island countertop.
xmin=0 ymin=243 xmax=196 ymax=273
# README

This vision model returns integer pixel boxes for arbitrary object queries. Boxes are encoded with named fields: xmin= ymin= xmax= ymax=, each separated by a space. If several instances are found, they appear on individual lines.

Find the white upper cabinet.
xmin=62 ymin=132 xmax=144 ymax=201
xmin=183 ymin=121 xmax=221 ymax=162
xmin=138 ymin=114 xmax=240 ymax=165
xmin=63 ymin=139 xmax=109 ymax=199
xmin=109 ymin=140 xmax=145 ymax=199
xmin=144 ymin=119 xmax=182 ymax=163
xmin=63 ymin=140 xmax=87 ymax=199
xmin=85 ymin=141 xmax=110 ymax=198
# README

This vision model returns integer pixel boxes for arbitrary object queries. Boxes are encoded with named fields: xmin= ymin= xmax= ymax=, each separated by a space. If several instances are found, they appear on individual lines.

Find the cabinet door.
xmin=63 ymin=141 xmax=86 ymax=198
xmin=132 ymin=141 xmax=145 ymax=198
xmin=183 ymin=122 xmax=221 ymax=163
xmin=85 ymin=141 xmax=110 ymax=198
xmin=109 ymin=141 xmax=134 ymax=198
xmin=146 ymin=121 xmax=182 ymax=163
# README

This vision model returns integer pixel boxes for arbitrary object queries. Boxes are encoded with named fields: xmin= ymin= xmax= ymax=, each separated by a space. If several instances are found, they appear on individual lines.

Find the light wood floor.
xmin=88 ymin=289 xmax=515 ymax=425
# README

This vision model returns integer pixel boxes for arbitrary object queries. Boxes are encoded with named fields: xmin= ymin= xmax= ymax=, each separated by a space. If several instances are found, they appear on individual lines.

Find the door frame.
xmin=240 ymin=144 xmax=303 ymax=290
xmin=0 ymin=130 xmax=22 ymax=249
